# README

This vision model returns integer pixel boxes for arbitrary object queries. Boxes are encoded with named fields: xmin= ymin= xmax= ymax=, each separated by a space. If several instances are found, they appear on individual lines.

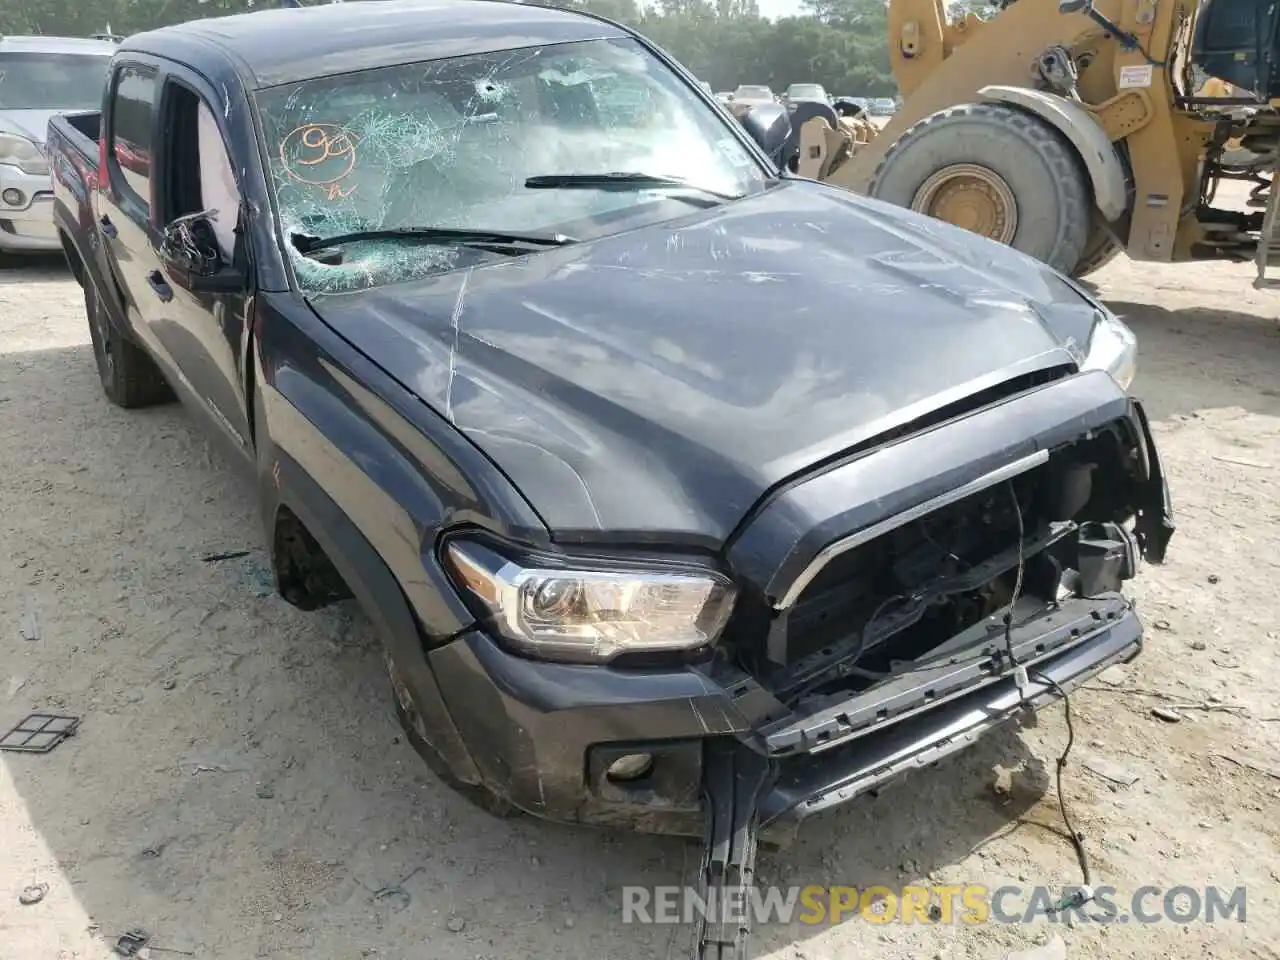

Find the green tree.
xmin=0 ymin=0 xmax=898 ymax=98
xmin=800 ymin=0 xmax=887 ymax=29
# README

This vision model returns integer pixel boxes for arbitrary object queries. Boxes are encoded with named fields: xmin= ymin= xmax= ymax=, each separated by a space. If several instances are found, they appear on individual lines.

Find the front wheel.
xmin=868 ymin=102 xmax=1092 ymax=275
xmin=84 ymin=278 xmax=173 ymax=408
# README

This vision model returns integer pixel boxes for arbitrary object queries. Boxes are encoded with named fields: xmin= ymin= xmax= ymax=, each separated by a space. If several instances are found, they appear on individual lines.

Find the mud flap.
xmin=694 ymin=739 xmax=776 ymax=960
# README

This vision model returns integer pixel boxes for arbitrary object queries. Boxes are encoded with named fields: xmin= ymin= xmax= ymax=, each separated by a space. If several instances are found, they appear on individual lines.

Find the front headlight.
xmin=1080 ymin=303 xmax=1137 ymax=391
xmin=444 ymin=540 xmax=736 ymax=663
xmin=0 ymin=134 xmax=49 ymax=177
xmin=1056 ymin=277 xmax=1137 ymax=391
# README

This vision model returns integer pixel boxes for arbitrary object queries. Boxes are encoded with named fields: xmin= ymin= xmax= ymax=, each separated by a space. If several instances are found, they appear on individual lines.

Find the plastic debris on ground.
xmin=0 ymin=713 xmax=81 ymax=753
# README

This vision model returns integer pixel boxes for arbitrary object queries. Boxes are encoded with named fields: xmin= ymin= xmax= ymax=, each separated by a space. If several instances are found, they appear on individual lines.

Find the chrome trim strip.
xmin=774 ymin=448 xmax=1050 ymax=610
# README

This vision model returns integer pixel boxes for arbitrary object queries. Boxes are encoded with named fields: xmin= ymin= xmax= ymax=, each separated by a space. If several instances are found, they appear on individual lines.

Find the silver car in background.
xmin=0 ymin=35 xmax=115 ymax=255
xmin=727 ymin=83 xmax=775 ymax=117
xmin=782 ymin=82 xmax=830 ymax=109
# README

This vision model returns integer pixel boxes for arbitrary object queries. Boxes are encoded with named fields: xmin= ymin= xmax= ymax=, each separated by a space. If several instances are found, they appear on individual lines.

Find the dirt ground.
xmin=1 ymin=230 xmax=1278 ymax=960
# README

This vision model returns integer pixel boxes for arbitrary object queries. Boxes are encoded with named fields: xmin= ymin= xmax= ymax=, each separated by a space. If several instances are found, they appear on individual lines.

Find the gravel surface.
xmin=1 ymin=238 xmax=1277 ymax=960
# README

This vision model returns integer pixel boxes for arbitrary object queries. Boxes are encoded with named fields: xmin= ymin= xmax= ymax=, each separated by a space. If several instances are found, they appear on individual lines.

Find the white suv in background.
xmin=0 ymin=35 xmax=116 ymax=255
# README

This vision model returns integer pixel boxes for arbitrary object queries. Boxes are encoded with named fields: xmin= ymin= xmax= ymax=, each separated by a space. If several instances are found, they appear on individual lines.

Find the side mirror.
xmin=1058 ymin=0 xmax=1091 ymax=12
xmin=159 ymin=211 xmax=246 ymax=294
xmin=739 ymin=102 xmax=792 ymax=166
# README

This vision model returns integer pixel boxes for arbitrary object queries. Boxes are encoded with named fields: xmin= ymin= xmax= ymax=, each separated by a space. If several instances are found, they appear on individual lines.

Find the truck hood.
xmin=0 ymin=109 xmax=61 ymax=145
xmin=311 ymin=181 xmax=1101 ymax=546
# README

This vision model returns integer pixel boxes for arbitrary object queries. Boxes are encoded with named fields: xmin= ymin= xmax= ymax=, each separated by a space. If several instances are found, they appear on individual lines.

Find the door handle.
xmin=146 ymin=270 xmax=174 ymax=303
xmin=99 ymin=215 xmax=117 ymax=239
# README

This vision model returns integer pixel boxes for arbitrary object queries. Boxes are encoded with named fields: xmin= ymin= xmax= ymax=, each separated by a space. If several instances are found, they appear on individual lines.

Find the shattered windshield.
xmin=255 ymin=37 xmax=769 ymax=294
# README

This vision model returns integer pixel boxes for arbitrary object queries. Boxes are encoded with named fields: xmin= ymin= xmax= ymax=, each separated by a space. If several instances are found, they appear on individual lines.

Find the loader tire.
xmin=1071 ymin=226 xmax=1122 ymax=278
xmin=84 ymin=276 xmax=174 ymax=409
xmin=869 ymin=102 xmax=1092 ymax=275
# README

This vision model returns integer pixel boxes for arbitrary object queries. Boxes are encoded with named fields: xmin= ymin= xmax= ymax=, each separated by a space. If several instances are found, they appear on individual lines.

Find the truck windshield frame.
xmin=0 ymin=52 xmax=113 ymax=111
xmin=252 ymin=36 xmax=771 ymax=295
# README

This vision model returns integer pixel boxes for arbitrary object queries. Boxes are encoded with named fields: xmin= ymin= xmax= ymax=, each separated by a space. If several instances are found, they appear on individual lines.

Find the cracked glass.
xmin=254 ymin=37 xmax=769 ymax=294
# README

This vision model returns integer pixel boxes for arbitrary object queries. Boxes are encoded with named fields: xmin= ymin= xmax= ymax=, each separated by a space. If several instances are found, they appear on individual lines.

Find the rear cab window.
xmin=108 ymin=64 xmax=158 ymax=215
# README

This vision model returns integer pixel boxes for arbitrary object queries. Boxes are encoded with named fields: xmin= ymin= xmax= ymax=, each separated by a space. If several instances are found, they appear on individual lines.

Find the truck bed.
xmin=50 ymin=111 xmax=101 ymax=162
xmin=47 ymin=111 xmax=103 ymax=270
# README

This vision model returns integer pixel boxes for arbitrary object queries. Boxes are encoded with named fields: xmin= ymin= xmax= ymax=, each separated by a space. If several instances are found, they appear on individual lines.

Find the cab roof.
xmin=122 ymin=0 xmax=629 ymax=89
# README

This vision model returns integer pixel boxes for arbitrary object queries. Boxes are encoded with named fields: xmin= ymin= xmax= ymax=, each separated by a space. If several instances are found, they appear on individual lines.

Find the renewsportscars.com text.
xmin=620 ymin=884 xmax=1247 ymax=926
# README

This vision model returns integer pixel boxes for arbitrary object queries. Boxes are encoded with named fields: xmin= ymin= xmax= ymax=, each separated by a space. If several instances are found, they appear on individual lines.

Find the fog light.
xmin=1 ymin=188 xmax=23 ymax=206
xmin=606 ymin=753 xmax=654 ymax=782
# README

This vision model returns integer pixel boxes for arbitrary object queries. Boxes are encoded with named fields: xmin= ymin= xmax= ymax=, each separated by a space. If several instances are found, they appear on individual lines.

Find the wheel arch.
xmin=977 ymin=85 xmax=1129 ymax=223
xmin=258 ymin=438 xmax=484 ymax=787
xmin=58 ymin=228 xmax=86 ymax=287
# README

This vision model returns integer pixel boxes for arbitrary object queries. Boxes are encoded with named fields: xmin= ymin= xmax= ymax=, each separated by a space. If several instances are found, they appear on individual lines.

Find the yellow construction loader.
xmin=788 ymin=0 xmax=1280 ymax=285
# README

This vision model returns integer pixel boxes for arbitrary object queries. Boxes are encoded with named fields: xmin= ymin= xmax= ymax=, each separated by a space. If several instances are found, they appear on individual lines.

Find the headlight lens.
xmin=0 ymin=134 xmax=49 ymax=177
xmin=445 ymin=541 xmax=736 ymax=663
xmin=1080 ymin=304 xmax=1137 ymax=390
xmin=1056 ymin=276 xmax=1137 ymax=391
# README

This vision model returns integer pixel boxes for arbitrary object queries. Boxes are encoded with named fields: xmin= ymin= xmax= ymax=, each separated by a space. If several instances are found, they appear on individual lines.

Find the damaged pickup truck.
xmin=48 ymin=0 xmax=1174 ymax=956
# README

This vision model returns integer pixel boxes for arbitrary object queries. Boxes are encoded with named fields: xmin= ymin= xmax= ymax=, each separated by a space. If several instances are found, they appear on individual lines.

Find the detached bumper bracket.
xmin=762 ymin=593 xmax=1131 ymax=757
xmin=695 ymin=739 xmax=775 ymax=959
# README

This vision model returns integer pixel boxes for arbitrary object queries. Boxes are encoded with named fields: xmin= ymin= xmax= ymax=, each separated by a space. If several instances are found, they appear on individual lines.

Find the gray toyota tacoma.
xmin=46 ymin=1 xmax=1175 ymax=956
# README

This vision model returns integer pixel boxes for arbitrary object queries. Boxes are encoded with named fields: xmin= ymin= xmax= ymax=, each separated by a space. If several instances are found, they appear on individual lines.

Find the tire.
xmin=84 ymin=278 xmax=174 ymax=408
xmin=869 ymin=102 xmax=1092 ymax=275
xmin=386 ymin=651 xmax=518 ymax=819
xmin=1071 ymin=225 xmax=1122 ymax=278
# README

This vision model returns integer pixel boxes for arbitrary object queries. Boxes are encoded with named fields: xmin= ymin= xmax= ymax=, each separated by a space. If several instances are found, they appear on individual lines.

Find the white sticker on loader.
xmin=1119 ymin=64 xmax=1154 ymax=89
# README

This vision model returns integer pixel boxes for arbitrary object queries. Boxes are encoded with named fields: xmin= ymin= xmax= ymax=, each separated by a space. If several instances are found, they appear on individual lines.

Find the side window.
xmin=109 ymin=64 xmax=157 ymax=211
xmin=159 ymin=80 xmax=242 ymax=261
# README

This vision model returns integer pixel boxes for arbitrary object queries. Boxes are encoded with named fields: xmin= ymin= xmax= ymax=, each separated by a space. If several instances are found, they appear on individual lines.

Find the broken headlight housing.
xmin=1080 ymin=303 xmax=1137 ymax=390
xmin=1059 ymin=278 xmax=1137 ymax=390
xmin=443 ymin=540 xmax=736 ymax=663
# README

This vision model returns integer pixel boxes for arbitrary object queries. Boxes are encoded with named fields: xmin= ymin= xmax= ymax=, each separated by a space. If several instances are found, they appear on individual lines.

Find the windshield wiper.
xmin=524 ymin=172 xmax=744 ymax=202
xmin=290 ymin=226 xmax=577 ymax=256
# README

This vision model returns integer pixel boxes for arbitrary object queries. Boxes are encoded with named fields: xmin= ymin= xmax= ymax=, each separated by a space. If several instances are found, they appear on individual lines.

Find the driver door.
xmin=145 ymin=68 xmax=254 ymax=457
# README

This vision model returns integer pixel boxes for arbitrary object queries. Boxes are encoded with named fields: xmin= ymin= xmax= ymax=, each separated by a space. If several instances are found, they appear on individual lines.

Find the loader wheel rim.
xmin=910 ymin=164 xmax=1018 ymax=245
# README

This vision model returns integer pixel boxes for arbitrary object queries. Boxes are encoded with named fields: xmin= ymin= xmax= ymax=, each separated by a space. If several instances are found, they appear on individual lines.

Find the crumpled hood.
xmin=0 ymin=109 xmax=60 ymax=145
xmin=312 ymin=181 xmax=1101 ymax=546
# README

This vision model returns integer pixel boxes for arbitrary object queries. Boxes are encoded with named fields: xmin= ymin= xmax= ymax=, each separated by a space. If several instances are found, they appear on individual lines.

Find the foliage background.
xmin=0 ymin=0 xmax=924 ymax=96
